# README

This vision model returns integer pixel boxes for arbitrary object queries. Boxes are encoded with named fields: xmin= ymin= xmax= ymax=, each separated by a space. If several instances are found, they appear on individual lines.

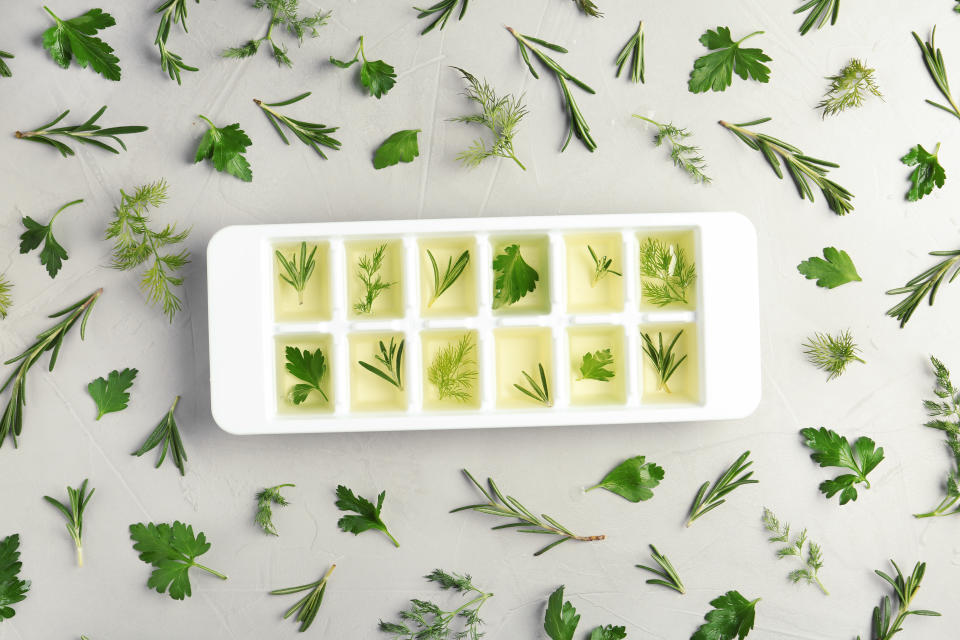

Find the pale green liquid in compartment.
xmin=273 ymin=241 xmax=331 ymax=321
xmin=275 ymin=334 xmax=334 ymax=413
xmin=568 ymin=325 xmax=627 ymax=406
xmin=349 ymin=332 xmax=407 ymax=412
xmin=346 ymin=239 xmax=404 ymax=319
xmin=490 ymin=235 xmax=550 ymax=315
xmin=421 ymin=329 xmax=481 ymax=410
xmin=639 ymin=322 xmax=700 ymax=404
xmin=494 ymin=327 xmax=553 ymax=408
xmin=564 ymin=233 xmax=624 ymax=313
xmin=636 ymin=230 xmax=697 ymax=311
xmin=419 ymin=237 xmax=478 ymax=317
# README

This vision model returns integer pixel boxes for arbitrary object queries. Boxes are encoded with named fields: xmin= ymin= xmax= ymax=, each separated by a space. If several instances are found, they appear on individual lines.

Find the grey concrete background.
xmin=2 ymin=0 xmax=960 ymax=638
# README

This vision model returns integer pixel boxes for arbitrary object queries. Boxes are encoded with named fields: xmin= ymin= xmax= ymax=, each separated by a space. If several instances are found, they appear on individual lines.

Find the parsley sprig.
xmin=795 ymin=0 xmax=840 ymax=35
xmin=761 ymin=508 xmax=827 ymax=594
xmin=800 ymin=427 xmax=883 ymax=504
xmin=492 ymin=244 xmax=539 ymax=308
xmin=902 ymin=142 xmax=946 ymax=201
xmin=255 ymin=483 xmax=294 ymax=535
xmin=87 ymin=368 xmax=138 ymax=419
xmin=223 ymin=0 xmax=330 ymax=67
xmin=915 ymin=356 xmax=960 ymax=518
xmin=451 ymin=67 xmax=528 ymax=170
xmin=577 ymin=349 xmax=615 ymax=383
xmin=155 ymin=0 xmax=199 ymax=84
xmin=43 ymin=479 xmax=94 ymax=567
xmin=689 ymin=27 xmax=771 ymax=93
xmin=415 ymin=0 xmax=470 ymax=35
xmin=686 ymin=450 xmax=757 ymax=527
xmin=886 ymin=248 xmax=960 ymax=327
xmin=636 ymin=544 xmax=685 ymax=594
xmin=692 ymin=591 xmax=760 ymax=640
xmin=797 ymin=247 xmax=861 ymax=289
xmin=129 ymin=521 xmax=227 ymax=600
xmin=615 ymin=21 xmax=645 ymax=84
xmin=285 ymin=346 xmax=329 ymax=405
xmin=0 ymin=534 xmax=29 ymax=620
xmin=271 ymin=564 xmax=336 ymax=632
xmin=42 ymin=6 xmax=120 ymax=81
xmin=15 ymin=106 xmax=148 ymax=157
xmin=587 ymin=455 xmax=663 ymax=502
xmin=544 ymin=585 xmax=581 ymax=640
xmin=856 ymin=561 xmax=940 ymax=640
xmin=132 ymin=396 xmax=189 ymax=475
xmin=331 ymin=36 xmax=397 ymax=99
xmin=254 ymin=92 xmax=341 ymax=159
xmin=335 ymin=485 xmax=399 ymax=547
xmin=379 ymin=569 xmax=493 ymax=639
xmin=913 ymin=27 xmax=960 ymax=122
xmin=276 ymin=242 xmax=317 ymax=305
xmin=19 ymin=198 xmax=82 ymax=279
xmin=195 ymin=115 xmax=253 ymax=182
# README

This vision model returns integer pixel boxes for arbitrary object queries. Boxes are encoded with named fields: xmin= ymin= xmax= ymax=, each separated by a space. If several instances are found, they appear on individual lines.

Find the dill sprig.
xmin=761 ymin=508 xmax=828 ymax=595
xmin=514 ymin=363 xmax=551 ymax=406
xmin=255 ymin=483 xmax=294 ymax=535
xmin=686 ymin=450 xmax=758 ymax=527
xmin=414 ymin=0 xmax=470 ymax=35
xmin=427 ymin=249 xmax=470 ymax=307
xmin=254 ymin=92 xmax=341 ymax=158
xmin=276 ymin=242 xmax=317 ymax=305
xmin=154 ymin=0 xmax=199 ymax=84
xmin=105 ymin=180 xmax=190 ymax=322
xmin=359 ymin=337 xmax=404 ymax=390
xmin=802 ymin=330 xmax=864 ymax=380
xmin=615 ymin=21 xmax=644 ymax=83
xmin=1 ymin=289 xmax=101 ymax=449
xmin=720 ymin=117 xmax=854 ymax=215
xmin=354 ymin=244 xmax=394 ymax=315
xmin=856 ymin=561 xmax=940 ymax=640
xmin=271 ymin=564 xmax=335 ymax=632
xmin=795 ymin=0 xmax=839 ymax=35
xmin=641 ymin=330 xmax=688 ymax=393
xmin=14 ymin=106 xmax=148 ymax=157
xmin=450 ymin=67 xmax=528 ymax=170
xmin=427 ymin=333 xmax=477 ymax=402
xmin=913 ymin=27 xmax=960 ymax=123
xmin=819 ymin=59 xmax=882 ymax=117
xmin=639 ymin=237 xmax=696 ymax=306
xmin=636 ymin=544 xmax=685 ymax=594
xmin=223 ymin=0 xmax=330 ymax=67
xmin=0 ymin=274 xmax=11 ymax=319
xmin=451 ymin=470 xmax=605 ymax=556
xmin=379 ymin=569 xmax=493 ymax=639
xmin=572 ymin=0 xmax=601 ymax=18
xmin=588 ymin=245 xmax=621 ymax=286
xmin=634 ymin=116 xmax=710 ymax=184
xmin=886 ymin=248 xmax=960 ymax=327
xmin=915 ymin=356 xmax=960 ymax=518
xmin=0 ymin=50 xmax=13 ymax=77
xmin=43 ymin=479 xmax=95 ymax=567
xmin=132 ymin=396 xmax=188 ymax=475
xmin=506 ymin=27 xmax=597 ymax=152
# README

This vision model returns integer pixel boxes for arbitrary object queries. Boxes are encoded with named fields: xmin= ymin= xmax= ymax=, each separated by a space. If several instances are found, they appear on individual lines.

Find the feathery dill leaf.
xmin=132 ymin=396 xmax=188 ymax=475
xmin=514 ymin=363 xmax=551 ymax=406
xmin=415 ymin=0 xmax=470 ymax=35
xmin=271 ymin=564 xmax=335 ymax=632
xmin=855 ymin=560 xmax=940 ymax=640
xmin=43 ymin=479 xmax=94 ymax=567
xmin=19 ymin=198 xmax=82 ymax=278
xmin=451 ymin=67 xmax=527 ymax=170
xmin=794 ymin=0 xmax=840 ymax=35
xmin=588 ymin=245 xmax=621 ymax=286
xmin=636 ymin=544 xmax=685 ymax=593
xmin=819 ymin=59 xmax=882 ymax=117
xmin=915 ymin=356 xmax=960 ymax=518
xmin=0 ymin=50 xmax=14 ymax=77
xmin=354 ymin=244 xmax=394 ymax=314
xmin=913 ymin=27 xmax=960 ymax=122
xmin=223 ymin=0 xmax=330 ymax=67
xmin=255 ymin=483 xmax=294 ymax=535
xmin=802 ymin=330 xmax=864 ymax=380
xmin=427 ymin=333 xmax=477 ymax=402
xmin=0 ymin=275 xmax=11 ymax=319
xmin=686 ymin=450 xmax=757 ymax=526
xmin=255 ymin=92 xmax=341 ymax=159
xmin=615 ymin=21 xmax=644 ymax=83
xmin=379 ymin=569 xmax=493 ymax=639
xmin=359 ymin=337 xmax=404 ymax=390
xmin=761 ymin=508 xmax=827 ymax=594
xmin=886 ymin=248 xmax=960 ymax=327
xmin=427 ymin=249 xmax=470 ymax=307
xmin=641 ymin=330 xmax=687 ymax=392
xmin=275 ymin=242 xmax=317 ymax=305
xmin=634 ymin=116 xmax=710 ymax=184
xmin=638 ymin=237 xmax=696 ymax=306
xmin=154 ymin=0 xmax=200 ymax=84
xmin=14 ymin=106 xmax=147 ymax=157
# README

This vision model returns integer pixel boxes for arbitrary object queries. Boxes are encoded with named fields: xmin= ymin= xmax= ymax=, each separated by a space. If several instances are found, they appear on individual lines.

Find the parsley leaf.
xmin=42 ymin=7 xmax=120 ymax=81
xmin=544 ymin=586 xmax=580 ymax=640
xmin=492 ymin=244 xmax=539 ymax=309
xmin=335 ymin=485 xmax=399 ymax=547
xmin=194 ymin=115 xmax=252 ymax=182
xmin=0 ymin=534 xmax=29 ymax=620
xmin=797 ymin=247 xmax=861 ymax=289
xmin=800 ymin=427 xmax=884 ymax=505
xmin=284 ymin=346 xmax=329 ymax=405
xmin=692 ymin=591 xmax=760 ymax=640
xmin=577 ymin=349 xmax=615 ymax=382
xmin=590 ymin=626 xmax=627 ymax=640
xmin=373 ymin=129 xmax=421 ymax=169
xmin=19 ymin=199 xmax=82 ymax=279
xmin=587 ymin=455 xmax=664 ymax=502
xmin=129 ymin=521 xmax=226 ymax=600
xmin=902 ymin=142 xmax=946 ymax=202
xmin=331 ymin=36 xmax=397 ymax=98
xmin=688 ymin=27 xmax=770 ymax=93
xmin=87 ymin=367 xmax=137 ymax=420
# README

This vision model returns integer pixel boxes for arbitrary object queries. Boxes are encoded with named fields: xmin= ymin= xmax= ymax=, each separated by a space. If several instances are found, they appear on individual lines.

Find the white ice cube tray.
xmin=207 ymin=212 xmax=760 ymax=435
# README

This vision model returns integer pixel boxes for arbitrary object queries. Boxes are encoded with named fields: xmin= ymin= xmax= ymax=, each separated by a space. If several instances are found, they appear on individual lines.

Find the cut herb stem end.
xmin=193 ymin=562 xmax=228 ymax=580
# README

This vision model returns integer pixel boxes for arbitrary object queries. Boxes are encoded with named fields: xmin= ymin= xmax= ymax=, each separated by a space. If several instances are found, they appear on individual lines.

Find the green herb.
xmin=902 ymin=143 xmax=946 ymax=201
xmin=720 ymin=117 xmax=854 ymax=215
xmin=335 ymin=485 xmax=399 ymax=547
xmin=451 ymin=469 xmax=604 ymax=555
xmin=330 ymin=36 xmax=397 ymax=98
xmin=154 ymin=0 xmax=199 ymax=84
xmin=915 ymin=356 xmax=960 ymax=518
xmin=819 ymin=59 xmax=882 ymax=117
xmin=544 ymin=586 xmax=580 ymax=640
xmin=359 ymin=337 xmax=404 ymax=390
xmin=354 ymin=244 xmax=394 ymax=314
xmin=590 ymin=626 xmax=626 ymax=640
xmin=379 ymin=569 xmax=493 ymax=639
xmin=19 ymin=198 xmax=82 ymax=278
xmin=633 ymin=116 xmax=710 ymax=184
xmin=799 ymin=427 xmax=883 ymax=504
xmin=803 ymin=330 xmax=864 ymax=380
xmin=0 ymin=276 xmax=11 ymax=320
xmin=577 ymin=349 xmax=615 ymax=382
xmin=415 ymin=0 xmax=470 ymax=35
xmin=255 ymin=483 xmax=294 ymax=535
xmin=276 ymin=242 xmax=317 ymax=305
xmin=374 ymin=130 xmax=421 ymax=169
xmin=195 ymin=115 xmax=253 ymax=182
xmin=0 ymin=50 xmax=13 ymax=77
xmin=507 ymin=27 xmax=596 ymax=151
xmin=451 ymin=67 xmax=528 ymax=170
xmin=129 ymin=521 xmax=227 ymax=600
xmin=571 ymin=0 xmax=601 ymax=18
xmin=641 ymin=330 xmax=688 ymax=393
xmin=492 ymin=244 xmax=539 ymax=308
xmin=686 ymin=451 xmax=757 ymax=527
xmin=14 ymin=106 xmax=148 ymax=157
xmin=515 ymin=363 xmax=551 ymax=406
xmin=639 ymin=237 xmax=696 ymax=305
xmin=688 ymin=27 xmax=770 ymax=93
xmin=797 ymin=247 xmax=861 ymax=289
xmin=795 ymin=0 xmax=839 ymax=35
xmin=956 ymin=0 xmax=960 ymax=13
xmin=42 ymin=7 xmax=120 ymax=81
xmin=87 ymin=367 xmax=138 ymax=420
xmin=856 ymin=561 xmax=940 ymax=640
xmin=254 ymin=92 xmax=341 ymax=159
xmin=761 ymin=508 xmax=827 ymax=594
xmin=692 ymin=591 xmax=760 ymax=640
xmin=886 ymin=248 xmax=960 ymax=327
xmin=106 ymin=180 xmax=190 ymax=321
xmin=588 ymin=245 xmax=621 ymax=286
xmin=587 ymin=455 xmax=663 ymax=502
xmin=1 ymin=289 xmax=101 ymax=449
xmin=133 ymin=396 xmax=188 ymax=475
xmin=913 ymin=28 xmax=960 ymax=122
xmin=223 ymin=0 xmax=329 ymax=67
xmin=0 ymin=534 xmax=29 ymax=620
xmin=636 ymin=544 xmax=685 ymax=594
xmin=615 ymin=21 xmax=644 ymax=83
xmin=285 ymin=346 xmax=329 ymax=404
xmin=43 ymin=479 xmax=94 ymax=567
xmin=427 ymin=333 xmax=477 ymax=401
xmin=427 ymin=249 xmax=470 ymax=307
xmin=271 ymin=564 xmax=335 ymax=632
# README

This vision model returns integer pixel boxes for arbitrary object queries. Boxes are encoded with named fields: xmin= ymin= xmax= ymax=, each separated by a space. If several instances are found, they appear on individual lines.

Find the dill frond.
xmin=639 ymin=237 xmax=696 ymax=306
xmin=379 ymin=568 xmax=493 ymax=637
xmin=353 ymin=244 xmax=394 ymax=315
xmin=802 ymin=330 xmax=864 ymax=380
xmin=761 ymin=507 xmax=828 ymax=594
xmin=634 ymin=116 xmax=710 ymax=184
xmin=588 ymin=245 xmax=621 ymax=286
xmin=451 ymin=67 xmax=528 ymax=170
xmin=915 ymin=356 xmax=960 ymax=518
xmin=818 ymin=59 xmax=882 ymax=117
xmin=255 ymin=483 xmax=294 ymax=535
xmin=427 ymin=333 xmax=477 ymax=402
xmin=0 ymin=274 xmax=11 ymax=319
xmin=223 ymin=0 xmax=330 ymax=67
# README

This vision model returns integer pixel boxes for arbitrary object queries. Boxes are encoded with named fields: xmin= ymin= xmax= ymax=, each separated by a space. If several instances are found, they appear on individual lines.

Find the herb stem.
xmin=193 ymin=562 xmax=228 ymax=580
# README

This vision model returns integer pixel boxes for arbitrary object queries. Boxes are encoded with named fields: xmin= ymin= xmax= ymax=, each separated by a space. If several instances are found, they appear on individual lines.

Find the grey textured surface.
xmin=2 ymin=1 xmax=960 ymax=638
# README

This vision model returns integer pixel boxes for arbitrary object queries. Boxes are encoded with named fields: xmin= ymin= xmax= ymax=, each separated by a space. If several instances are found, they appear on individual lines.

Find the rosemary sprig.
xmin=802 ymin=330 xmax=864 ymax=380
xmin=641 ymin=330 xmax=688 ymax=393
xmin=761 ymin=508 xmax=827 ymax=595
xmin=615 ymin=21 xmax=644 ymax=83
xmin=254 ymin=92 xmax=341 ymax=158
xmin=794 ymin=0 xmax=840 ymax=35
xmin=514 ymin=363 xmax=551 ymax=406
xmin=588 ymin=245 xmax=621 ymax=286
xmin=686 ymin=450 xmax=758 ymax=527
xmin=255 ymin=483 xmax=294 ymax=535
xmin=154 ymin=0 xmax=199 ymax=84
xmin=913 ymin=27 xmax=960 ymax=122
xmin=222 ymin=0 xmax=330 ymax=67
xmin=276 ymin=242 xmax=317 ymax=305
xmin=0 ymin=274 xmax=11 ymax=319
xmin=450 ymin=67 xmax=528 ymax=170
xmin=270 ymin=564 xmax=336 ymax=632
xmin=414 ymin=0 xmax=469 ymax=35
xmin=451 ymin=469 xmax=605 ymax=556
xmin=0 ymin=50 xmax=13 ymax=77
xmin=915 ymin=356 xmax=960 ymax=518
xmin=506 ymin=27 xmax=597 ymax=152
xmin=132 ymin=396 xmax=188 ymax=475
xmin=43 ymin=479 xmax=95 ymax=567
xmin=14 ymin=106 xmax=148 ymax=157
xmin=427 ymin=333 xmax=477 ymax=402
xmin=354 ymin=244 xmax=394 ymax=315
xmin=639 ymin=237 xmax=696 ymax=305
xmin=634 ymin=116 xmax=710 ymax=184
xmin=886 ymin=248 xmax=960 ymax=327
xmin=818 ymin=59 xmax=883 ymax=117
xmin=359 ymin=337 xmax=404 ymax=390
xmin=856 ymin=561 xmax=940 ymax=640
xmin=572 ymin=0 xmax=601 ymax=17
xmin=427 ymin=249 xmax=470 ymax=307
xmin=636 ymin=544 xmax=685 ymax=594
xmin=720 ymin=117 xmax=854 ymax=215
xmin=1 ymin=289 xmax=102 ymax=449
xmin=379 ymin=569 xmax=494 ymax=639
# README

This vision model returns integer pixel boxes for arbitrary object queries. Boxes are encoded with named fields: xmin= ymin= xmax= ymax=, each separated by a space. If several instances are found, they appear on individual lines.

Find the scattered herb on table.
xmin=544 ymin=586 xmax=580 ymax=640
xmin=686 ymin=451 xmax=757 ymax=527
xmin=276 ymin=242 xmax=317 ymax=305
xmin=19 ymin=198 xmax=82 ymax=278
xmin=285 ymin=346 xmax=329 ymax=404
xmin=43 ymin=479 xmax=94 ymax=567
xmin=802 ymin=330 xmax=864 ymax=380
xmin=639 ymin=237 xmax=696 ymax=305
xmin=819 ymin=59 xmax=882 ymax=117
xmin=14 ymin=106 xmax=148 ymax=157
xmin=0 ymin=534 xmax=29 ymax=620
xmin=271 ymin=564 xmax=335 ymax=632
xmin=720 ymin=117 xmax=854 ymax=215
xmin=588 ymin=245 xmax=621 ymax=286
xmin=154 ymin=0 xmax=199 ymax=84
xmin=506 ymin=27 xmax=597 ymax=151
xmin=587 ymin=455 xmax=663 ymax=502
xmin=1 ymin=289 xmax=101 ymax=449
xmin=132 ymin=396 xmax=188 ymax=475
xmin=515 ymin=363 xmax=551 ymax=406
xmin=615 ymin=21 xmax=645 ymax=84
xmin=636 ymin=544 xmax=685 ymax=594
xmin=374 ymin=130 xmax=421 ymax=169
xmin=427 ymin=333 xmax=477 ymax=401
xmin=42 ymin=6 xmax=120 ymax=81
xmin=577 ymin=349 xmax=615 ymax=383
xmin=330 ymin=36 xmax=396 ymax=99
xmin=795 ymin=0 xmax=840 ymax=35
xmin=799 ymin=427 xmax=883 ymax=505
xmin=255 ymin=483 xmax=294 ymax=535
xmin=451 ymin=67 xmax=528 ymax=170
xmin=761 ymin=508 xmax=827 ymax=594
xmin=492 ymin=244 xmax=539 ymax=308
xmin=223 ymin=0 xmax=329 ymax=67
xmin=335 ymin=485 xmax=399 ymax=547
xmin=855 ymin=560 xmax=940 ymax=640
xmin=571 ymin=0 xmax=601 ymax=18
xmin=914 ymin=356 xmax=960 ymax=518
xmin=641 ymin=330 xmax=688 ymax=393
xmin=913 ymin=28 xmax=960 ymax=123
xmin=194 ymin=115 xmax=253 ymax=182
xmin=354 ymin=244 xmax=394 ymax=314
xmin=379 ymin=569 xmax=493 ymax=639
xmin=902 ymin=143 xmax=946 ymax=201
xmin=956 ymin=0 xmax=960 ymax=13
xmin=692 ymin=591 xmax=760 ymax=640
xmin=797 ymin=247 xmax=861 ymax=289
xmin=0 ymin=276 xmax=11 ymax=319
xmin=129 ymin=521 xmax=227 ymax=600
xmin=590 ymin=625 xmax=626 ymax=640
xmin=415 ymin=0 xmax=470 ymax=35
xmin=88 ymin=368 xmax=138 ymax=420
xmin=0 ymin=50 xmax=13 ymax=77
xmin=452 ymin=469 xmax=604 ymax=556
xmin=886 ymin=248 xmax=960 ymax=327
xmin=254 ymin=92 xmax=341 ymax=158
xmin=633 ymin=116 xmax=710 ymax=184
xmin=688 ymin=27 xmax=770 ymax=93
xmin=427 ymin=249 xmax=470 ymax=307
xmin=359 ymin=337 xmax=404 ymax=390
